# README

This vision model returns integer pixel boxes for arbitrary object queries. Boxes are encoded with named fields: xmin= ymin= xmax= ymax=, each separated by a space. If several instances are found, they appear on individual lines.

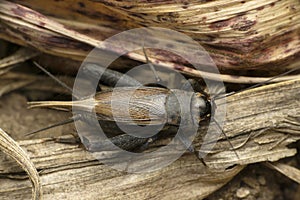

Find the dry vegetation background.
xmin=0 ymin=0 xmax=299 ymax=200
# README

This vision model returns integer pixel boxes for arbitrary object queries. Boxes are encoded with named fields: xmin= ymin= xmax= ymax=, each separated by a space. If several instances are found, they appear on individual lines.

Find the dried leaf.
xmin=0 ymin=78 xmax=299 ymax=199
xmin=0 ymin=128 xmax=42 ymax=200
xmin=0 ymin=135 xmax=244 ymax=200
xmin=0 ymin=0 xmax=299 ymax=73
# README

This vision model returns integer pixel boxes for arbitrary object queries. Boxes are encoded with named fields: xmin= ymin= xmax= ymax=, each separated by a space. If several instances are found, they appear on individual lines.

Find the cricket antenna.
xmin=25 ymin=115 xmax=81 ymax=136
xmin=32 ymin=61 xmax=79 ymax=100
xmin=211 ymin=118 xmax=240 ymax=159
xmin=142 ymin=46 xmax=162 ymax=84
xmin=215 ymin=64 xmax=300 ymax=100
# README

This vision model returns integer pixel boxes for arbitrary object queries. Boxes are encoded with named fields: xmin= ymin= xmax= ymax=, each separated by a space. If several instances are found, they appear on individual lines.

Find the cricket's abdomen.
xmin=93 ymin=87 xmax=169 ymax=125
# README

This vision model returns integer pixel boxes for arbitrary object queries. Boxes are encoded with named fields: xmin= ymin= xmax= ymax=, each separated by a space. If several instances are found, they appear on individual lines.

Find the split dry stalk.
xmin=0 ymin=79 xmax=299 ymax=199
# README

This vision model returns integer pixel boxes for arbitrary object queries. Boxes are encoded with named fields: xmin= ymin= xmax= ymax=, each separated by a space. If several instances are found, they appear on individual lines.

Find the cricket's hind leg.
xmin=76 ymin=112 xmax=165 ymax=153
xmin=85 ymin=134 xmax=149 ymax=152
xmin=82 ymin=129 xmax=163 ymax=153
xmin=82 ymin=63 xmax=142 ymax=88
xmin=82 ymin=48 xmax=167 ymax=89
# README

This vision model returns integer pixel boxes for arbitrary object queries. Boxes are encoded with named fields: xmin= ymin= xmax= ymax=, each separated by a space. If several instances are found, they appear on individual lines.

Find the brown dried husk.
xmin=0 ymin=0 xmax=299 ymax=75
xmin=0 ymin=77 xmax=299 ymax=200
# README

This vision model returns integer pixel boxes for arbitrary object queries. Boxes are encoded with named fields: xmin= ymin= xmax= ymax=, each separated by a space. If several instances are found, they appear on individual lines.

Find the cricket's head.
xmin=191 ymin=92 xmax=211 ymax=123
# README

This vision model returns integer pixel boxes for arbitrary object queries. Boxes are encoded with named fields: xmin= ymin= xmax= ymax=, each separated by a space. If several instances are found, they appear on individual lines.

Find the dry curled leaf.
xmin=0 ymin=78 xmax=298 ymax=199
xmin=0 ymin=135 xmax=244 ymax=200
xmin=0 ymin=128 xmax=42 ymax=200
xmin=0 ymin=0 xmax=299 ymax=74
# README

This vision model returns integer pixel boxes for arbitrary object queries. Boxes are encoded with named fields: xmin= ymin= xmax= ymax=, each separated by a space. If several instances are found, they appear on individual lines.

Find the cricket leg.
xmin=142 ymin=47 xmax=162 ymax=85
xmin=82 ymin=63 xmax=142 ymax=87
xmin=83 ymin=47 xmax=170 ymax=88
xmin=176 ymin=129 xmax=207 ymax=166
xmin=135 ymin=135 xmax=160 ymax=152
xmin=55 ymin=131 xmax=81 ymax=144
xmin=181 ymin=78 xmax=206 ymax=95
xmin=84 ymin=134 xmax=149 ymax=152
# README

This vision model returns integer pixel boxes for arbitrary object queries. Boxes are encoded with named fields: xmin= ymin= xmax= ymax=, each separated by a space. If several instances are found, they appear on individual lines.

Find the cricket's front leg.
xmin=181 ymin=78 xmax=205 ymax=94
